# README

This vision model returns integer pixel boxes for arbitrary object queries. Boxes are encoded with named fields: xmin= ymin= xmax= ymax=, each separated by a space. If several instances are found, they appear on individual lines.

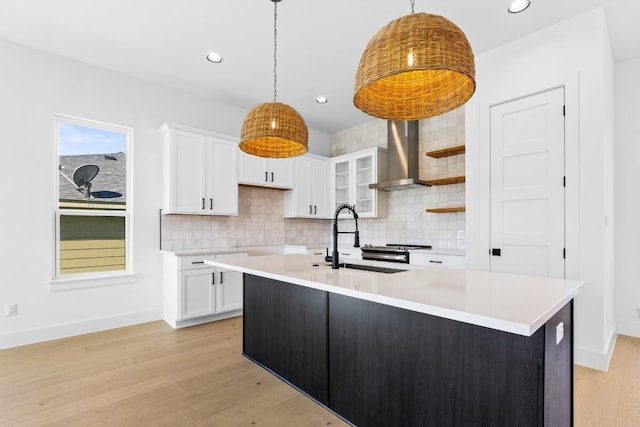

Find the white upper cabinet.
xmin=284 ymin=154 xmax=330 ymax=218
xmin=161 ymin=123 xmax=238 ymax=215
xmin=331 ymin=147 xmax=388 ymax=218
xmin=237 ymin=151 xmax=294 ymax=189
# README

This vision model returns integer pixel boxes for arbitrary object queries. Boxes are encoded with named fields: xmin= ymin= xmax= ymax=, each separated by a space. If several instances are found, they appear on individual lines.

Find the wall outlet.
xmin=555 ymin=322 xmax=564 ymax=345
xmin=6 ymin=304 xmax=17 ymax=317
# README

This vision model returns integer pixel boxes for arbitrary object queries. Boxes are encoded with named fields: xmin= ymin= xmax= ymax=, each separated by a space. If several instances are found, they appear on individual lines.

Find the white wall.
xmin=0 ymin=38 xmax=330 ymax=348
xmin=615 ymin=56 xmax=640 ymax=337
xmin=465 ymin=8 xmax=616 ymax=370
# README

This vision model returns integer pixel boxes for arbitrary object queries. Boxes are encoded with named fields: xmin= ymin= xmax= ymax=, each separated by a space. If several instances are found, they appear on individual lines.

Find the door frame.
xmin=468 ymin=71 xmax=580 ymax=281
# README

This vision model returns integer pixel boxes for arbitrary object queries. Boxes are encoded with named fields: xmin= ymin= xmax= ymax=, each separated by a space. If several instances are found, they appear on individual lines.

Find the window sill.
xmin=49 ymin=273 xmax=137 ymax=291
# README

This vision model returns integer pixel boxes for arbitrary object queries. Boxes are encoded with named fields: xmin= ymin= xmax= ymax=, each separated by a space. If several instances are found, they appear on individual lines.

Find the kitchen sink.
xmin=313 ymin=262 xmax=407 ymax=274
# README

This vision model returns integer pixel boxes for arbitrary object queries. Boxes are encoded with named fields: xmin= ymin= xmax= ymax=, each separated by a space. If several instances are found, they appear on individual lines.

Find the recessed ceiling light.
xmin=206 ymin=52 xmax=223 ymax=63
xmin=316 ymin=96 xmax=328 ymax=104
xmin=508 ymin=0 xmax=530 ymax=13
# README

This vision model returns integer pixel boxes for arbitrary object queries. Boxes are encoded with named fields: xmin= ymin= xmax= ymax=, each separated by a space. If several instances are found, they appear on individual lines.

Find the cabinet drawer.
xmin=409 ymin=253 xmax=466 ymax=269
xmin=179 ymin=254 xmax=219 ymax=270
xmin=338 ymin=247 xmax=362 ymax=260
xmin=178 ymin=252 xmax=247 ymax=270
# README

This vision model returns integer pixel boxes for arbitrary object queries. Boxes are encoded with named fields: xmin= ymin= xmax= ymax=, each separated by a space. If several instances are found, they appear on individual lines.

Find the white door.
xmin=490 ymin=87 xmax=565 ymax=278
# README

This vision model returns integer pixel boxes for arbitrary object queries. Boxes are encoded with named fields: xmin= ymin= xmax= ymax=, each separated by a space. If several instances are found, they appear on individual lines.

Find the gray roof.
xmin=58 ymin=153 xmax=126 ymax=204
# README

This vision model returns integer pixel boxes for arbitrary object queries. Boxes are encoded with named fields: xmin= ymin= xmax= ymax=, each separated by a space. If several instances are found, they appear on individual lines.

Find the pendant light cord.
xmin=273 ymin=1 xmax=278 ymax=102
xmin=410 ymin=0 xmax=415 ymax=14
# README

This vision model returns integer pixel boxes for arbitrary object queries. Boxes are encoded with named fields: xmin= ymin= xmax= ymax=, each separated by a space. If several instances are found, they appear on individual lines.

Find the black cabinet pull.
xmin=210 ymin=198 xmax=213 ymax=210
xmin=219 ymin=271 xmax=224 ymax=284
xmin=265 ymin=171 xmax=268 ymax=182
xmin=191 ymin=261 xmax=204 ymax=265
xmin=211 ymin=273 xmax=215 ymax=285
xmin=309 ymin=205 xmax=313 ymax=214
xmin=271 ymin=172 xmax=274 ymax=182
xmin=202 ymin=198 xmax=205 ymax=210
xmin=491 ymin=248 xmax=501 ymax=256
xmin=429 ymin=260 xmax=443 ymax=264
xmin=314 ymin=205 xmax=317 ymax=215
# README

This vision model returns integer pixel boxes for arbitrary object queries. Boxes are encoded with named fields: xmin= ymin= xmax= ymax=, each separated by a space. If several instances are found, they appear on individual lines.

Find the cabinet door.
xmin=311 ymin=157 xmax=330 ymax=218
xmin=238 ymin=151 xmax=268 ymax=185
xmin=268 ymin=158 xmax=294 ymax=188
xmin=333 ymin=158 xmax=351 ymax=212
xmin=206 ymin=138 xmax=238 ymax=215
xmin=216 ymin=268 xmax=243 ymax=313
xmin=179 ymin=268 xmax=216 ymax=320
xmin=354 ymin=153 xmax=376 ymax=216
xmin=284 ymin=155 xmax=330 ymax=218
xmin=169 ymin=130 xmax=207 ymax=214
xmin=287 ymin=156 xmax=313 ymax=217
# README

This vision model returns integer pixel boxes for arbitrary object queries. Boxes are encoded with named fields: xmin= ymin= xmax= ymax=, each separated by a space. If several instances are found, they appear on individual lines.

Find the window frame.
xmin=50 ymin=114 xmax=134 ymax=290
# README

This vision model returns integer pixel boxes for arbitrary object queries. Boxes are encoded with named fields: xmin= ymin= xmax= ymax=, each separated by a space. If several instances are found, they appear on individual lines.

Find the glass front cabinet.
xmin=330 ymin=147 xmax=387 ymax=218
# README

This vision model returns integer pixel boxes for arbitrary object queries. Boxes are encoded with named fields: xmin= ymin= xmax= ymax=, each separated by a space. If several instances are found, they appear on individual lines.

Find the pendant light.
xmin=353 ymin=0 xmax=476 ymax=120
xmin=240 ymin=0 xmax=308 ymax=158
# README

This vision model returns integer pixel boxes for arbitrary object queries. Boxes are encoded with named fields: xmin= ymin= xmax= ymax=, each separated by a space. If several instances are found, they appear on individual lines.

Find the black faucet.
xmin=332 ymin=204 xmax=360 ymax=269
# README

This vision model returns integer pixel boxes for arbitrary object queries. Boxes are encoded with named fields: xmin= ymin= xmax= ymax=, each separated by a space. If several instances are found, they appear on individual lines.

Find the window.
xmin=54 ymin=115 xmax=132 ymax=285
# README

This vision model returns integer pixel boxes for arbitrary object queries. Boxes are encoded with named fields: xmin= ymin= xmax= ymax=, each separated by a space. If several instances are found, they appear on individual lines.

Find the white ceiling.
xmin=0 ymin=0 xmax=637 ymax=134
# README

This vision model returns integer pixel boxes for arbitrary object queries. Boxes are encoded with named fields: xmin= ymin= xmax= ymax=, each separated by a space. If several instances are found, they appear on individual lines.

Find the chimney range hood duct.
xmin=369 ymin=120 xmax=429 ymax=191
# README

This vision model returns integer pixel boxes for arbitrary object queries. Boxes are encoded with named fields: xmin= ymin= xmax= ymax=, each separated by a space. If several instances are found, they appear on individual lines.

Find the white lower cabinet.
xmin=409 ymin=252 xmax=466 ymax=269
xmin=163 ymin=252 xmax=247 ymax=328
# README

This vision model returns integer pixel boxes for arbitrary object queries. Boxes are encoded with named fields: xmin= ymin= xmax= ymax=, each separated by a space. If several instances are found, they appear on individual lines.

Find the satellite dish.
xmin=72 ymin=164 xmax=99 ymax=197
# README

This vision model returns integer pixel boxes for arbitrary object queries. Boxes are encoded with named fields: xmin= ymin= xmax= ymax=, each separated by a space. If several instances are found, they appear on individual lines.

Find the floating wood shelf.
xmin=425 ymin=145 xmax=466 ymax=158
xmin=426 ymin=207 xmax=466 ymax=213
xmin=425 ymin=176 xmax=466 ymax=186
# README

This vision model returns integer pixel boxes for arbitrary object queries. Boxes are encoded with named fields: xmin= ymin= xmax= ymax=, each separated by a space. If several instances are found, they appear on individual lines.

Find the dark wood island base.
xmin=243 ymin=274 xmax=573 ymax=427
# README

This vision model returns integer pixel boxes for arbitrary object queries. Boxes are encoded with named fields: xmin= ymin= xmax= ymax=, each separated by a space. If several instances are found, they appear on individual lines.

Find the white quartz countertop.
xmin=204 ymin=254 xmax=584 ymax=337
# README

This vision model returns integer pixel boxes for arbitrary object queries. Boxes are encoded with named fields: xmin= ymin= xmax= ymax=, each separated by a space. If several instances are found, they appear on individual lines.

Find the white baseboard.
xmin=0 ymin=309 xmax=163 ymax=350
xmin=166 ymin=310 xmax=242 ymax=329
xmin=574 ymin=332 xmax=617 ymax=371
xmin=616 ymin=320 xmax=640 ymax=338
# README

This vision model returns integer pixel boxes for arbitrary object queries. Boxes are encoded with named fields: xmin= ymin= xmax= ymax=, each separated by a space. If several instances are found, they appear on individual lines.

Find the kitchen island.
xmin=205 ymin=254 xmax=584 ymax=427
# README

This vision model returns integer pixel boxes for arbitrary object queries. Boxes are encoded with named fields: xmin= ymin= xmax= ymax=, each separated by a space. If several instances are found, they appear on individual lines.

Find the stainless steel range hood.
xmin=369 ymin=120 xmax=429 ymax=191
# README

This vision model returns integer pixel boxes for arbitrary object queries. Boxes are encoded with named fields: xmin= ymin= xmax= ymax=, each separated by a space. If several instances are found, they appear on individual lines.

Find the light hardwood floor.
xmin=1 ymin=318 xmax=638 ymax=426
xmin=574 ymin=334 xmax=640 ymax=426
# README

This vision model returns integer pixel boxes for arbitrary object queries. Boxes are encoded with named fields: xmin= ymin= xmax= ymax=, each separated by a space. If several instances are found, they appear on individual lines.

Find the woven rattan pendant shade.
xmin=240 ymin=102 xmax=308 ymax=158
xmin=354 ymin=12 xmax=476 ymax=120
xmin=239 ymin=0 xmax=308 ymax=158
